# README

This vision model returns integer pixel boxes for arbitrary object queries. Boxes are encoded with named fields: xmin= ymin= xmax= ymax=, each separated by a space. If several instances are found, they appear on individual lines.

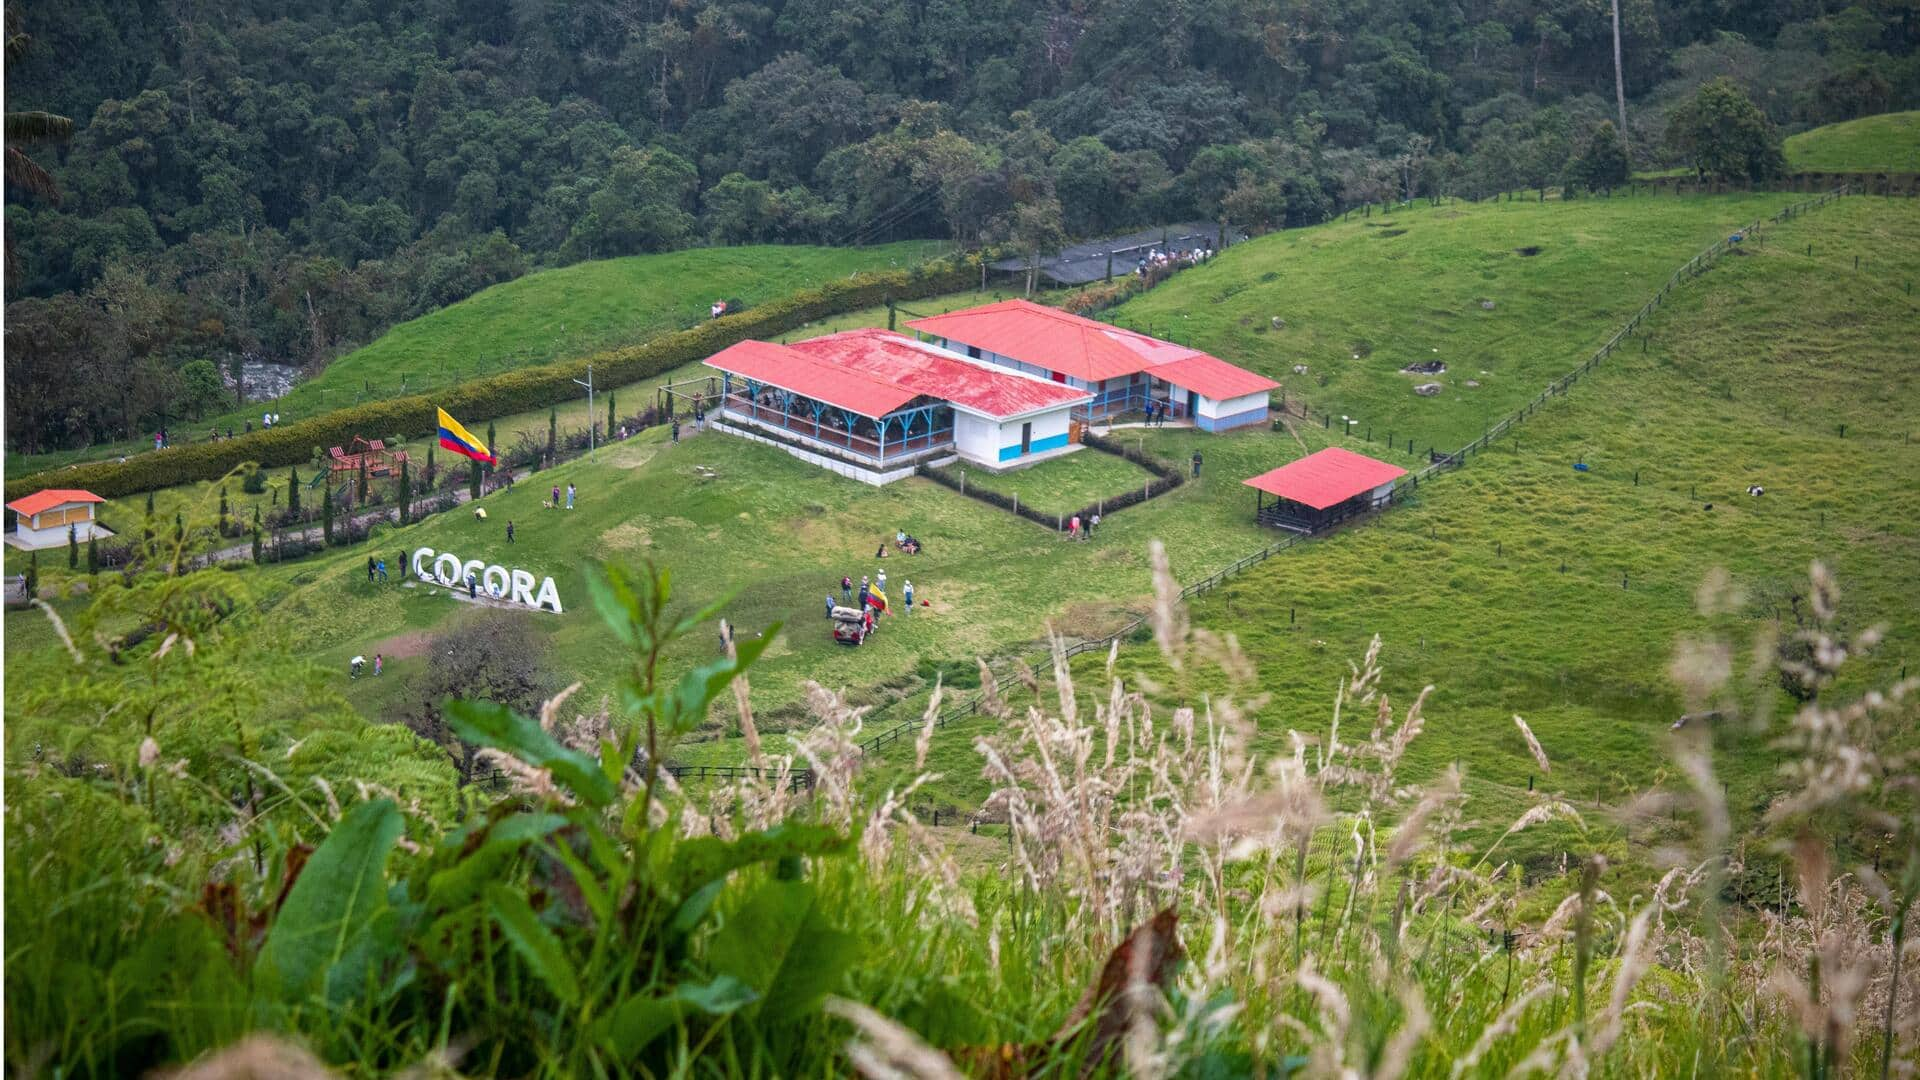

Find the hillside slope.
xmin=1786 ymin=110 xmax=1920 ymax=172
xmin=11 ymin=241 xmax=947 ymax=475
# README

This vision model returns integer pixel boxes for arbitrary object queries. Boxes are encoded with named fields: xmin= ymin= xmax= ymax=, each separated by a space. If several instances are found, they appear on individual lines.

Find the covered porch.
xmin=1073 ymin=377 xmax=1193 ymax=422
xmin=1243 ymin=447 xmax=1407 ymax=535
xmin=719 ymin=372 xmax=955 ymax=463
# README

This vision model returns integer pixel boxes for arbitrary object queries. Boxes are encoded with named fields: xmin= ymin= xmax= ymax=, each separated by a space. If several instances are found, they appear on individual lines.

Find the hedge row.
xmin=7 ymin=253 xmax=986 ymax=504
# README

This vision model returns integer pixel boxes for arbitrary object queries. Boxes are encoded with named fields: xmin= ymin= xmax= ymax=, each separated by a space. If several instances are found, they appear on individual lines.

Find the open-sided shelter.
xmin=1243 ymin=447 xmax=1408 ymax=533
xmin=706 ymin=328 xmax=1092 ymax=480
xmin=6 ymin=489 xmax=112 ymax=550
xmin=906 ymin=299 xmax=1278 ymax=431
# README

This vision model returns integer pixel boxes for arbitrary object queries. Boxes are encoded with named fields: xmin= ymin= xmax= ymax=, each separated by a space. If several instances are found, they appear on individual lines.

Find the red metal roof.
xmin=6 ymin=489 xmax=104 ymax=517
xmin=706 ymin=339 xmax=921 ymax=418
xmin=1242 ymin=448 xmax=1408 ymax=510
xmin=906 ymin=299 xmax=1275 ymax=399
xmin=1150 ymin=353 xmax=1280 ymax=399
xmin=790 ymin=329 xmax=1091 ymax=419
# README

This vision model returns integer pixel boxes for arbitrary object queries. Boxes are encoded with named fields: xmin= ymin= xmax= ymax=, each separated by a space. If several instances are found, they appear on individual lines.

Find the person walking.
xmin=566 ymin=483 xmax=575 ymax=509
xmin=826 ymin=594 xmax=837 ymax=619
xmin=350 ymin=655 xmax=365 ymax=679
xmin=506 ymin=520 xmax=515 ymax=543
xmin=376 ymin=559 xmax=388 ymax=582
xmin=842 ymin=575 xmax=854 ymax=603
xmin=671 ymin=418 xmax=681 ymax=444
xmin=1069 ymin=514 xmax=1081 ymax=540
xmin=1191 ymin=450 xmax=1203 ymax=478
xmin=903 ymin=579 xmax=913 ymax=614
xmin=876 ymin=569 xmax=887 ymax=596
xmin=466 ymin=571 xmax=478 ymax=599
xmin=373 ymin=653 xmax=383 ymax=677
xmin=550 ymin=485 xmax=561 ymax=508
xmin=367 ymin=555 xmax=377 ymax=582
xmin=1090 ymin=512 xmax=1101 ymax=536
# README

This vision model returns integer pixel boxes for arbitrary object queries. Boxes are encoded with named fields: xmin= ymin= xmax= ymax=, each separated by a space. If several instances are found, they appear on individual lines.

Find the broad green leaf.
xmin=664 ymin=625 xmax=779 ymax=736
xmin=545 ymin=839 xmax=613 ymax=928
xmin=585 ymin=564 xmax=640 ymax=647
xmin=706 ymin=878 xmax=861 ymax=1025
xmin=595 ymin=976 xmax=758 ymax=1059
xmin=666 ymin=822 xmax=849 ymax=899
xmin=256 ymin=799 xmax=404 ymax=1008
xmin=422 ymin=812 xmax=568 ymax=911
xmin=487 ymin=885 xmax=582 ymax=1006
xmin=446 ymin=699 xmax=617 ymax=806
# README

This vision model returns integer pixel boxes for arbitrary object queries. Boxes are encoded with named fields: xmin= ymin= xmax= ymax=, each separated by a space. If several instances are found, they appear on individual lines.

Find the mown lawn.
xmin=11 ymin=241 xmax=949 ymax=475
xmin=1785 ymin=110 xmax=1920 ymax=173
xmin=927 ymin=448 xmax=1158 ymax=519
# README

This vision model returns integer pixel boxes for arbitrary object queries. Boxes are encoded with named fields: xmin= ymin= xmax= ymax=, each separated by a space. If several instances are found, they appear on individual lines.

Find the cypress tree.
xmin=87 ymin=533 xmax=98 ymax=575
xmin=174 ymin=512 xmax=183 ymax=543
xmin=26 ymin=551 xmax=37 ymax=598
xmin=485 ymin=421 xmax=497 ymax=479
xmin=219 ymin=485 xmax=229 ymax=531
xmin=398 ymin=459 xmax=412 ymax=524
xmin=288 ymin=467 xmax=301 ymax=515
xmin=68 ymin=523 xmax=78 ymax=569
xmin=357 ymin=455 xmax=369 ymax=502
xmin=469 ymin=459 xmax=481 ymax=500
xmin=322 ymin=484 xmax=334 ymax=545
xmin=608 ymin=392 xmax=616 ymax=436
xmin=547 ymin=408 xmax=557 ymax=462
xmin=426 ymin=443 xmax=436 ymax=486
xmin=252 ymin=527 xmax=263 ymax=564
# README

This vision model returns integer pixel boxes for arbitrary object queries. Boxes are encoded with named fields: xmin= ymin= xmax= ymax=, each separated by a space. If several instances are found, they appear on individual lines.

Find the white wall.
xmin=1196 ymin=389 xmax=1271 ymax=419
xmin=955 ymin=412 xmax=999 ymax=463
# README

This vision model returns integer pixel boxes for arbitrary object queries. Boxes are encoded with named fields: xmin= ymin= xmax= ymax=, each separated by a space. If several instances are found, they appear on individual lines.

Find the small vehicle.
xmin=831 ymin=606 xmax=868 ymax=646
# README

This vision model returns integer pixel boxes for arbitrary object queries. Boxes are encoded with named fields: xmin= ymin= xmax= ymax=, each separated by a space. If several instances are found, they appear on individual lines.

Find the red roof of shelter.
xmin=1242 ymin=448 xmax=1408 ymax=510
xmin=706 ymin=339 xmax=920 ymax=418
xmin=906 ymin=299 xmax=1275 ymax=396
xmin=1150 ymin=353 xmax=1280 ymax=399
xmin=790 ymin=329 xmax=1091 ymax=419
xmin=6 ymin=489 xmax=104 ymax=517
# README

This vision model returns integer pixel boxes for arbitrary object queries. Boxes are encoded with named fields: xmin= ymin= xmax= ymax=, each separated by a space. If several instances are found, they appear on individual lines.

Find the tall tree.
xmin=1666 ymin=78 xmax=1785 ymax=182
xmin=3 ymin=17 xmax=72 ymax=281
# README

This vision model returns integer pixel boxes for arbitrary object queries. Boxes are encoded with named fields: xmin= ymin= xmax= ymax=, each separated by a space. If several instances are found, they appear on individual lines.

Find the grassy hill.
xmin=10 ymin=241 xmax=947 ymax=474
xmin=1105 ymin=192 xmax=1799 ymax=452
xmin=1786 ymin=110 xmax=1920 ymax=172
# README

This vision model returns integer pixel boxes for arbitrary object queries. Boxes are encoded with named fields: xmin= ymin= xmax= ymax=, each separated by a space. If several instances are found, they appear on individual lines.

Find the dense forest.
xmin=6 ymin=0 xmax=1917 ymax=454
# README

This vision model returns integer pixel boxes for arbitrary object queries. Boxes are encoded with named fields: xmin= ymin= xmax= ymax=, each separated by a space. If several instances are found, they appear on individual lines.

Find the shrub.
xmin=6 ymin=254 xmax=983 ymax=504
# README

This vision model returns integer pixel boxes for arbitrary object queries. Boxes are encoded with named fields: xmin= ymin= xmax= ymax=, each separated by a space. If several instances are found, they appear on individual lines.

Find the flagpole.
xmin=572 ymin=363 xmax=595 ymax=460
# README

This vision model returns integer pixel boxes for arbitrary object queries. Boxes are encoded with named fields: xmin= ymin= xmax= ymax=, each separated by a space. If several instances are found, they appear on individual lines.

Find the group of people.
xmin=1142 ymin=399 xmax=1176 ymax=426
xmin=349 ymin=653 xmax=383 ymax=678
xmin=880 ymin=530 xmax=924 ymax=557
xmin=1134 ymin=245 xmax=1213 ymax=277
xmin=547 ymin=483 xmax=576 ymax=510
xmin=366 ymin=556 xmax=390 ymax=582
xmin=1065 ymin=513 xmax=1100 ymax=540
xmin=834 ymin=565 xmax=919 ymax=628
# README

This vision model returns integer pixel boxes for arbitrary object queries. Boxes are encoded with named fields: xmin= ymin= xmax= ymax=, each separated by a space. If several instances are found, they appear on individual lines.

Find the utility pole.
xmin=1611 ymin=0 xmax=1629 ymax=157
xmin=573 ymin=363 xmax=596 ymax=460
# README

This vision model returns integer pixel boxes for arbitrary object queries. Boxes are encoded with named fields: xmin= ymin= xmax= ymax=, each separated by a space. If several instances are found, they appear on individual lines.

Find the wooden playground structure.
xmin=327 ymin=436 xmax=410 ymax=479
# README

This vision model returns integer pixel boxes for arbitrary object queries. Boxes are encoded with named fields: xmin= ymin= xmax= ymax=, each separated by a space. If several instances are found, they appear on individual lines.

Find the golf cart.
xmin=831 ymin=605 xmax=868 ymax=646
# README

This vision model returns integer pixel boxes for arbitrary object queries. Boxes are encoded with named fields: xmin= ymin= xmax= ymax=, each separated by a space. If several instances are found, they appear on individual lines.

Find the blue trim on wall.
xmin=999 ymin=431 xmax=1069 ymax=460
xmin=1196 ymin=406 xmax=1268 ymax=432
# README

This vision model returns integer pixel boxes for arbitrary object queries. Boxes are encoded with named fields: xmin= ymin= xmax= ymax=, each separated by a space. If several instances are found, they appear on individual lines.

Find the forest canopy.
xmin=5 ymin=0 xmax=1916 ymax=453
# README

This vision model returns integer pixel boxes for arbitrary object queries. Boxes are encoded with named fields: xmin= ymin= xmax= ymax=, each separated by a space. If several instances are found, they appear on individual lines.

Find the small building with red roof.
xmin=704 ymin=328 xmax=1093 ymax=481
xmin=905 ymin=298 xmax=1279 ymax=432
xmin=1242 ymin=448 xmax=1408 ymax=534
xmin=5 ymin=488 xmax=112 ymax=550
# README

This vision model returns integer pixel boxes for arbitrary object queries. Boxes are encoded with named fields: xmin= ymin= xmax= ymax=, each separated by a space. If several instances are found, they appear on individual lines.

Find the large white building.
xmin=705 ymin=328 xmax=1092 ymax=483
xmin=907 ymin=298 xmax=1279 ymax=431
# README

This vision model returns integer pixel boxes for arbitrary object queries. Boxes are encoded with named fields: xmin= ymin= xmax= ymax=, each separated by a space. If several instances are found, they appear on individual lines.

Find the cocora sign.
xmin=411 ymin=547 xmax=563 ymax=613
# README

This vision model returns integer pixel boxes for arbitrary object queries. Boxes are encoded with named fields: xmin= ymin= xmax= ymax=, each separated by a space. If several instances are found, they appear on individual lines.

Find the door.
xmin=1186 ymin=390 xmax=1198 ymax=418
xmin=1020 ymin=422 xmax=1032 ymax=454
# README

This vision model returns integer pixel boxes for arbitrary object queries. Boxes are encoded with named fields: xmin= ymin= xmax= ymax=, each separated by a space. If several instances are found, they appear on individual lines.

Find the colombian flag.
xmin=437 ymin=407 xmax=495 ymax=465
xmin=866 ymin=587 xmax=889 ymax=615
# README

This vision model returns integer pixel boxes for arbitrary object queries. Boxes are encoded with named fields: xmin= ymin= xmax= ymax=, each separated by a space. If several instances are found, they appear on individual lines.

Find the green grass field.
xmin=926 ymin=448 xmax=1157 ymax=518
xmin=1107 ymin=191 xmax=1803 ymax=454
xmin=10 ymin=241 xmax=948 ymax=475
xmin=11 ymin=194 xmax=1913 ymax=874
xmin=1786 ymin=110 xmax=1920 ymax=172
xmin=864 ymin=194 xmax=1920 ymax=890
